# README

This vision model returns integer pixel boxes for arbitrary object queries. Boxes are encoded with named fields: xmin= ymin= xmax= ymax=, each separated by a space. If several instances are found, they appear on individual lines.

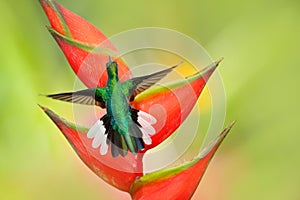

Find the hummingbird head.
xmin=106 ymin=57 xmax=118 ymax=79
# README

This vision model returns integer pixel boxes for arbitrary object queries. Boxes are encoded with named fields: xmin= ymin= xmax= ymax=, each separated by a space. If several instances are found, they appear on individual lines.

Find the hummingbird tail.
xmin=86 ymin=109 xmax=157 ymax=158
xmin=130 ymin=108 xmax=157 ymax=145
xmin=87 ymin=114 xmax=129 ymax=157
xmin=86 ymin=114 xmax=146 ymax=157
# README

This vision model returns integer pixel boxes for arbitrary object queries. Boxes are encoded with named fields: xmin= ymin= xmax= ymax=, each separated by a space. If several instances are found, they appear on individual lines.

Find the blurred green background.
xmin=0 ymin=0 xmax=299 ymax=199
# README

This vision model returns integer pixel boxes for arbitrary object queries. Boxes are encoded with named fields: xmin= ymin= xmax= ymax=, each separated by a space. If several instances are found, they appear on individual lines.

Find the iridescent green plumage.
xmin=47 ymin=58 xmax=180 ymax=157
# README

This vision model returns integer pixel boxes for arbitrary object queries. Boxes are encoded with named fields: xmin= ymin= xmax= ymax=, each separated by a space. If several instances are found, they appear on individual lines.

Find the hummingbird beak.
xmin=106 ymin=56 xmax=113 ymax=68
xmin=108 ymin=56 xmax=113 ymax=63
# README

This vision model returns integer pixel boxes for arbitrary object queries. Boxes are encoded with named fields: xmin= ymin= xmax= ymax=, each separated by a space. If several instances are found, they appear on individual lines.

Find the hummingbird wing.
xmin=46 ymin=88 xmax=107 ymax=108
xmin=122 ymin=62 xmax=183 ymax=101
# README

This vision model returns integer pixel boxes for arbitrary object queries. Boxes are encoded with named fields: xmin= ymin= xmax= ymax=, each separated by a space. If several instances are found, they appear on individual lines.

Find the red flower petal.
xmin=39 ymin=0 xmax=131 ymax=87
xmin=130 ymin=122 xmax=235 ymax=200
xmin=39 ymin=0 xmax=103 ymax=44
xmin=40 ymin=105 xmax=143 ymax=191
xmin=133 ymin=59 xmax=223 ymax=150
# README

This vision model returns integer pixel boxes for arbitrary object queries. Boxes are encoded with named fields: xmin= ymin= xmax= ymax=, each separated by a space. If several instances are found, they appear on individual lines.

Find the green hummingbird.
xmin=47 ymin=57 xmax=182 ymax=157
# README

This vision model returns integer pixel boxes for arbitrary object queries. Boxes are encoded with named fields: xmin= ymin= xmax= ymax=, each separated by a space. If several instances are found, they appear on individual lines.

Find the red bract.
xmin=39 ymin=0 xmax=131 ymax=87
xmin=130 ymin=122 xmax=235 ymax=200
xmin=133 ymin=60 xmax=222 ymax=150
xmin=40 ymin=105 xmax=143 ymax=191
xmin=39 ymin=0 xmax=234 ymax=199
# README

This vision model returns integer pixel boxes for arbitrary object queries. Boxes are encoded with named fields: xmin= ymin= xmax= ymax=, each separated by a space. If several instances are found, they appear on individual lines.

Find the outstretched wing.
xmin=122 ymin=62 xmax=183 ymax=101
xmin=46 ymin=88 xmax=107 ymax=108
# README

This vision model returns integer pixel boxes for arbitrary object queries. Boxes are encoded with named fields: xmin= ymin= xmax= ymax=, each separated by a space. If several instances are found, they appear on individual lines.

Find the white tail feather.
xmin=100 ymin=135 xmax=108 ymax=155
xmin=142 ymin=125 xmax=156 ymax=136
xmin=141 ymin=128 xmax=152 ymax=145
xmin=87 ymin=120 xmax=102 ymax=139
xmin=92 ymin=132 xmax=103 ymax=148
xmin=87 ymin=120 xmax=108 ymax=155
xmin=138 ymin=117 xmax=151 ymax=127
xmin=137 ymin=110 xmax=157 ymax=145
xmin=138 ymin=111 xmax=157 ymax=124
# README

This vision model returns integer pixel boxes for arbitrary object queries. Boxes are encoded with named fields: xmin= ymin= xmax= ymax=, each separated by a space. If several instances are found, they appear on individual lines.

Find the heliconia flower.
xmin=41 ymin=104 xmax=234 ymax=199
xmin=39 ymin=0 xmax=234 ymax=198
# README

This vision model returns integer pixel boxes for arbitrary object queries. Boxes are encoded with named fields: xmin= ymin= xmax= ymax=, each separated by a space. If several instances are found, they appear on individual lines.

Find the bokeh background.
xmin=0 ymin=0 xmax=299 ymax=199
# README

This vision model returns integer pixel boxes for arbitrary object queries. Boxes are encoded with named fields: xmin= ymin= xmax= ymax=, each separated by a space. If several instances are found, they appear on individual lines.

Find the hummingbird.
xmin=47 ymin=57 xmax=182 ymax=157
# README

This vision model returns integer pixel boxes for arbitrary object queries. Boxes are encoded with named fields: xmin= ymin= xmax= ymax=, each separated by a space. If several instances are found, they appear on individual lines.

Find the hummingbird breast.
xmin=106 ymin=83 xmax=132 ymax=135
